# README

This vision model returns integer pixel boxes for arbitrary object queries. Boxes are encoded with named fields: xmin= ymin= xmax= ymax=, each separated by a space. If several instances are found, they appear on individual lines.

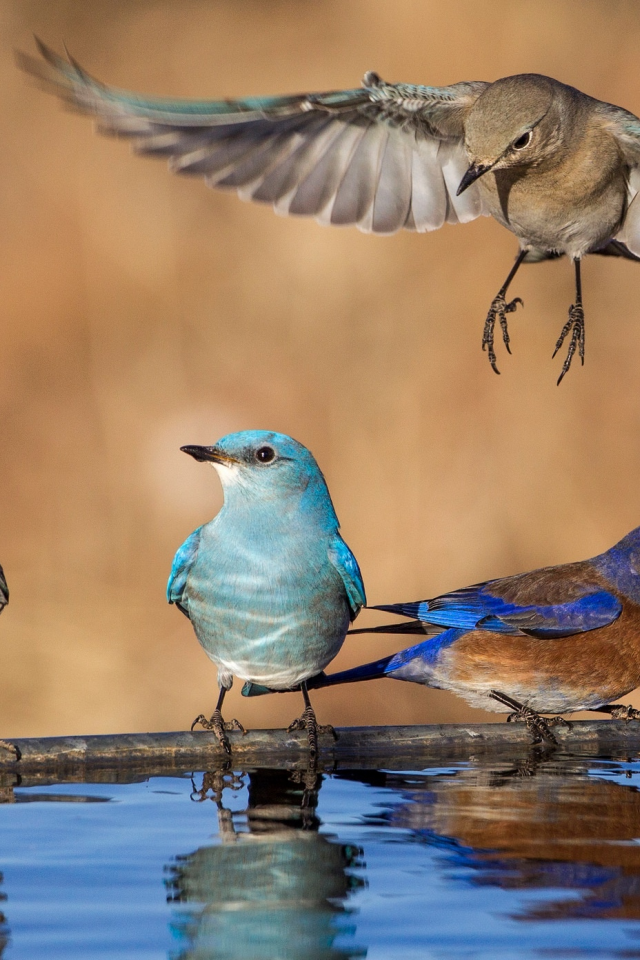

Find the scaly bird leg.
xmin=553 ymin=258 xmax=585 ymax=385
xmin=482 ymin=249 xmax=527 ymax=374
xmin=592 ymin=703 xmax=640 ymax=722
xmin=191 ymin=686 xmax=246 ymax=755
xmin=489 ymin=690 xmax=572 ymax=746
xmin=287 ymin=681 xmax=337 ymax=758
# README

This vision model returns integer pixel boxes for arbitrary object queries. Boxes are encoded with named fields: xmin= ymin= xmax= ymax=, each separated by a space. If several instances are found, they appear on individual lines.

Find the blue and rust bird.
xmin=291 ymin=526 xmax=640 ymax=744
xmin=18 ymin=40 xmax=640 ymax=381
xmin=167 ymin=430 xmax=365 ymax=755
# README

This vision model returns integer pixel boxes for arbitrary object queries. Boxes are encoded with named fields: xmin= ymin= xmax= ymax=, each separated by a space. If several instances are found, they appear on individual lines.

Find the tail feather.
xmin=348 ymin=619 xmax=434 ymax=636
xmin=308 ymin=655 xmax=395 ymax=688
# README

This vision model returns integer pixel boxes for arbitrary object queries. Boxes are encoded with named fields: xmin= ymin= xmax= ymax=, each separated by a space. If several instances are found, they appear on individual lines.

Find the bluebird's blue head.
xmin=181 ymin=430 xmax=339 ymax=529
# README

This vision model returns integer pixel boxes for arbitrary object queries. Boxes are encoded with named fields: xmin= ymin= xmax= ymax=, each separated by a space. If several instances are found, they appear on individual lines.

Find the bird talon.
xmin=482 ymin=292 xmax=523 ymax=374
xmin=607 ymin=704 xmax=640 ymax=722
xmin=190 ymin=708 xmax=242 ymax=754
xmin=499 ymin=696 xmax=564 ymax=746
xmin=317 ymin=723 xmax=339 ymax=741
xmin=555 ymin=302 xmax=585 ymax=384
xmin=288 ymin=704 xmax=326 ymax=756
xmin=0 ymin=740 xmax=20 ymax=761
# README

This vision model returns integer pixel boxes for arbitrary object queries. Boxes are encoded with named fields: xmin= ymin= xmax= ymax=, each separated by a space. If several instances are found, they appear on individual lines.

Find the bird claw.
xmin=287 ymin=707 xmax=336 ymax=756
xmin=191 ymin=710 xmax=246 ymax=755
xmin=606 ymin=704 xmax=640 ymax=722
xmin=0 ymin=740 xmax=20 ymax=761
xmin=506 ymin=705 xmax=571 ymax=745
xmin=553 ymin=302 xmax=585 ymax=384
xmin=482 ymin=294 xmax=523 ymax=374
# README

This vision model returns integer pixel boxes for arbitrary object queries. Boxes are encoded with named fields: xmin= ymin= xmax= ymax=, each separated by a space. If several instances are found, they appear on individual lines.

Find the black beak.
xmin=456 ymin=161 xmax=492 ymax=196
xmin=180 ymin=445 xmax=239 ymax=465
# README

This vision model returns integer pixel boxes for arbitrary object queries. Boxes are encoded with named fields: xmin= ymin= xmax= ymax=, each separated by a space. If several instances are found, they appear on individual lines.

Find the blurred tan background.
xmin=2 ymin=0 xmax=640 ymax=737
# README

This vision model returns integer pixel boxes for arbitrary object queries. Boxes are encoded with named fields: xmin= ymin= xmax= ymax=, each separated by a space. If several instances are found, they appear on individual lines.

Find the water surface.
xmin=1 ymin=749 xmax=640 ymax=957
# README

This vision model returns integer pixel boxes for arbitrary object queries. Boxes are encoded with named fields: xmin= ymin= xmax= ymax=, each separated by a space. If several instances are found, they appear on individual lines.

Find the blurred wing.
xmin=167 ymin=526 xmax=203 ymax=618
xmin=375 ymin=583 xmax=622 ymax=638
xmin=18 ymin=41 xmax=488 ymax=235
xmin=328 ymin=535 xmax=366 ymax=620
xmin=0 ymin=565 xmax=8 ymax=610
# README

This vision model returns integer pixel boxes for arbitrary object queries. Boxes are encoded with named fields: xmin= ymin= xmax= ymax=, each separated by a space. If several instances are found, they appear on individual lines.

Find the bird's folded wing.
xmin=166 ymin=525 xmax=203 ymax=616
xmin=18 ymin=41 xmax=488 ymax=235
xmin=328 ymin=535 xmax=367 ymax=619
xmin=598 ymin=104 xmax=640 ymax=256
xmin=374 ymin=583 xmax=622 ymax=638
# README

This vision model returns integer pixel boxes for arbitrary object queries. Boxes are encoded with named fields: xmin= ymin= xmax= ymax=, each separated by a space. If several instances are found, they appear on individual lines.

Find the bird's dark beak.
xmin=456 ymin=161 xmax=492 ymax=196
xmin=180 ymin=445 xmax=240 ymax=465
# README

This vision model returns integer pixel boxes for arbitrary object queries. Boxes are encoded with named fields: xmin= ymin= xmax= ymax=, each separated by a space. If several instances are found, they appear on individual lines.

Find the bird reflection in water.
xmin=346 ymin=750 xmax=640 ymax=923
xmin=165 ymin=767 xmax=366 ymax=959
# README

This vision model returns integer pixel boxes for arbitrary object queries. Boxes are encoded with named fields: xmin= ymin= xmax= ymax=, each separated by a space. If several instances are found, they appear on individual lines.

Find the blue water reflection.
xmin=166 ymin=769 xmax=365 ymax=959
xmin=0 ymin=751 xmax=639 ymax=956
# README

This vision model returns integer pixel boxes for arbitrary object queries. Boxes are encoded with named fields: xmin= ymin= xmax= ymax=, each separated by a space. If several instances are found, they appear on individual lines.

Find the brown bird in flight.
xmin=18 ymin=40 xmax=640 ymax=382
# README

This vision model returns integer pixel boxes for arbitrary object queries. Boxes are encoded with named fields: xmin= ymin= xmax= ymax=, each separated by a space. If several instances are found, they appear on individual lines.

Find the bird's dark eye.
xmin=255 ymin=446 xmax=276 ymax=464
xmin=513 ymin=131 xmax=532 ymax=150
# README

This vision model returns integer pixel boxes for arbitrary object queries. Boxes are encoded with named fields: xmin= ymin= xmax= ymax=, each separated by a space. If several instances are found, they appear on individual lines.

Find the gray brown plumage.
xmin=18 ymin=41 xmax=640 ymax=380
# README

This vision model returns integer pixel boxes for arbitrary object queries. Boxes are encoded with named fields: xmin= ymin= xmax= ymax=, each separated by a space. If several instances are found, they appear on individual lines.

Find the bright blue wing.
xmin=167 ymin=526 xmax=203 ymax=617
xmin=375 ymin=583 xmax=622 ymax=639
xmin=328 ymin=535 xmax=366 ymax=621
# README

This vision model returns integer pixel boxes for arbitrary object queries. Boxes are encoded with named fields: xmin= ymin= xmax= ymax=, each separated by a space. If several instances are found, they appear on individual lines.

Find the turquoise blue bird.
xmin=167 ymin=430 xmax=365 ymax=755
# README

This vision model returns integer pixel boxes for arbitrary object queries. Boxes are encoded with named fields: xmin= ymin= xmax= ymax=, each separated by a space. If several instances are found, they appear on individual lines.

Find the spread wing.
xmin=167 ymin=526 xmax=203 ymax=619
xmin=374 ymin=580 xmax=622 ymax=639
xmin=18 ymin=40 xmax=488 ymax=235
xmin=328 ymin=534 xmax=366 ymax=620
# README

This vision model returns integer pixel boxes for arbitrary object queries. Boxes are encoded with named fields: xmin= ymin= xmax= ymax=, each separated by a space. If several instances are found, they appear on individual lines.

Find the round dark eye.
xmin=255 ymin=446 xmax=275 ymax=463
xmin=513 ymin=131 xmax=531 ymax=150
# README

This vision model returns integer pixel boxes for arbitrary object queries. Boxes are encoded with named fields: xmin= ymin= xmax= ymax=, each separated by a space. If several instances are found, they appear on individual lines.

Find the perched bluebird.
xmin=297 ymin=526 xmax=640 ymax=744
xmin=19 ymin=41 xmax=640 ymax=381
xmin=167 ymin=430 xmax=365 ymax=755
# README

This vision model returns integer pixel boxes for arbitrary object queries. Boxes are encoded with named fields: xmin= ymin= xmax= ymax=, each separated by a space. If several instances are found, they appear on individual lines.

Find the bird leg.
xmin=553 ymin=258 xmax=585 ymax=384
xmin=191 ymin=686 xmax=246 ymax=755
xmin=592 ymin=703 xmax=640 ymax=722
xmin=482 ymin=249 xmax=527 ymax=374
xmin=287 ymin=682 xmax=337 ymax=757
xmin=489 ymin=690 xmax=572 ymax=746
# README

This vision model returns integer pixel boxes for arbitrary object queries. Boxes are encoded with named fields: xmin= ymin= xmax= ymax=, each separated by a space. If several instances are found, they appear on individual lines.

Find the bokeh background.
xmin=2 ymin=0 xmax=640 ymax=736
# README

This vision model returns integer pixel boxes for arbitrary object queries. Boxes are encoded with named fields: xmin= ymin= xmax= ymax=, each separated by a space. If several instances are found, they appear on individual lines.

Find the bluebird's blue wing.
xmin=167 ymin=526 xmax=203 ymax=619
xmin=328 ymin=535 xmax=366 ymax=621
xmin=375 ymin=582 xmax=622 ymax=639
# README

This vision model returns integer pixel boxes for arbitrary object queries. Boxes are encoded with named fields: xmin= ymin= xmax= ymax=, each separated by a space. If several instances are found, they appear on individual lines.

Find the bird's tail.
xmin=307 ymin=655 xmax=396 ymax=688
xmin=348 ymin=618 xmax=434 ymax=637
xmin=241 ymin=654 xmax=396 ymax=698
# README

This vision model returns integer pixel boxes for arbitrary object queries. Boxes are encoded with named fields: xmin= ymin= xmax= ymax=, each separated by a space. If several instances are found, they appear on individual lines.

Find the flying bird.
xmin=168 ymin=430 xmax=365 ymax=755
xmin=250 ymin=525 xmax=640 ymax=744
xmin=18 ymin=40 xmax=640 ymax=382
